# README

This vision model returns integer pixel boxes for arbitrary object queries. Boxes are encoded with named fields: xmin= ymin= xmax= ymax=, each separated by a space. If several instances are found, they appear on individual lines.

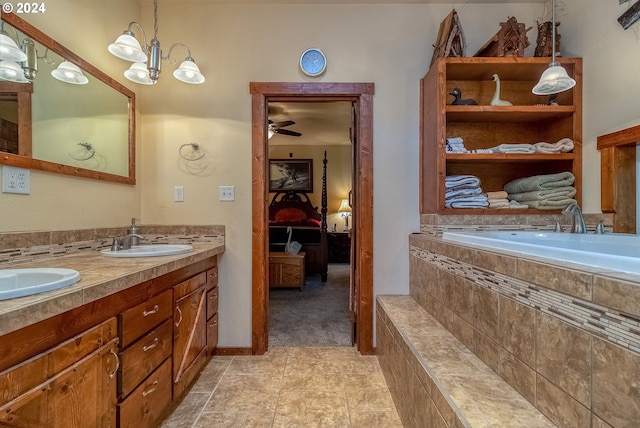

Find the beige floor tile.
xmin=350 ymin=411 xmax=403 ymax=428
xmin=194 ymin=411 xmax=275 ymax=428
xmin=342 ymin=354 xmax=382 ymax=375
xmin=205 ymin=383 xmax=280 ymax=413
xmin=161 ymin=392 xmax=210 ymax=428
xmin=190 ymin=357 xmax=232 ymax=393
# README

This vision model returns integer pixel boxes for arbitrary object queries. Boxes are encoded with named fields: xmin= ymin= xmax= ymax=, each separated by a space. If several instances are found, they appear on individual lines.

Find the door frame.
xmin=250 ymin=82 xmax=375 ymax=355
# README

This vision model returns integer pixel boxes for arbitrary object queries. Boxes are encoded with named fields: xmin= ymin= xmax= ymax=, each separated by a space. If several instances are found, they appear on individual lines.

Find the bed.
xmin=268 ymin=154 xmax=329 ymax=282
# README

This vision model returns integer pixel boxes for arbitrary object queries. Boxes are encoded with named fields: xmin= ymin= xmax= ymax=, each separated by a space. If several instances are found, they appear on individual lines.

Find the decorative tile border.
xmin=410 ymin=245 xmax=640 ymax=355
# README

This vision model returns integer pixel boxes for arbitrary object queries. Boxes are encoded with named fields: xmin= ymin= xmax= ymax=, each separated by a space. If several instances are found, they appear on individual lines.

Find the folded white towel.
xmin=446 ymin=186 xmax=482 ymax=199
xmin=488 ymin=199 xmax=510 ymax=208
xmin=534 ymin=138 xmax=574 ymax=154
xmin=504 ymin=172 xmax=575 ymax=193
xmin=445 ymin=195 xmax=489 ymax=208
xmin=469 ymin=148 xmax=494 ymax=154
xmin=445 ymin=175 xmax=480 ymax=189
xmin=508 ymin=186 xmax=576 ymax=202
xmin=508 ymin=200 xmax=529 ymax=209
xmin=490 ymin=143 xmax=536 ymax=154
xmin=447 ymin=137 xmax=464 ymax=145
xmin=446 ymin=138 xmax=467 ymax=153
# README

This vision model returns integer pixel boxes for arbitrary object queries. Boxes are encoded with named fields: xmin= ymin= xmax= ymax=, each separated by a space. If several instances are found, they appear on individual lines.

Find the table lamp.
xmin=337 ymin=199 xmax=352 ymax=231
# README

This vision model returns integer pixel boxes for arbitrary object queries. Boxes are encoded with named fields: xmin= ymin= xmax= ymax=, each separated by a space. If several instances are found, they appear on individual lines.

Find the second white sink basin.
xmin=0 ymin=268 xmax=81 ymax=300
xmin=100 ymin=244 xmax=193 ymax=258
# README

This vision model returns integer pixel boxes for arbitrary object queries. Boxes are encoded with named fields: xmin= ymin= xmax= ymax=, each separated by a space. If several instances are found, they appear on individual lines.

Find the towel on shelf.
xmin=489 ymin=143 xmax=536 ymax=154
xmin=486 ymin=190 xmax=508 ymax=199
xmin=445 ymin=175 xmax=480 ymax=189
xmin=504 ymin=172 xmax=575 ymax=194
xmin=534 ymin=138 xmax=574 ymax=154
xmin=488 ymin=199 xmax=510 ymax=208
xmin=445 ymin=195 xmax=489 ymax=209
xmin=523 ymin=198 xmax=576 ymax=210
xmin=508 ymin=200 xmax=529 ymax=209
xmin=507 ymin=186 xmax=576 ymax=202
xmin=446 ymin=137 xmax=467 ymax=153
xmin=446 ymin=186 xmax=483 ymax=199
xmin=469 ymin=148 xmax=494 ymax=154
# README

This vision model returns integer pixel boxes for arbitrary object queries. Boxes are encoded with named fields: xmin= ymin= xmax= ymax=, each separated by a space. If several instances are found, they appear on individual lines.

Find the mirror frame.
xmin=0 ymin=12 xmax=136 ymax=184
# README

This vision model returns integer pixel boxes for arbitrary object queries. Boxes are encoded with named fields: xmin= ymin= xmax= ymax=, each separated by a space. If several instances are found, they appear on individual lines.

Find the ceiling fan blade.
xmin=272 ymin=120 xmax=296 ymax=128
xmin=275 ymin=128 xmax=302 ymax=137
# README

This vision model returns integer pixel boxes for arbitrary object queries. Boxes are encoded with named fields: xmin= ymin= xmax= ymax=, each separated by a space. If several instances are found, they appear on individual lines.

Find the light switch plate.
xmin=2 ymin=166 xmax=30 ymax=194
xmin=174 ymin=186 xmax=184 ymax=202
xmin=219 ymin=185 xmax=235 ymax=201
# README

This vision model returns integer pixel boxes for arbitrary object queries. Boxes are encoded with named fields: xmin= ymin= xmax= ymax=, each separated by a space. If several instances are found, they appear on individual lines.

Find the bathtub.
xmin=441 ymin=231 xmax=640 ymax=275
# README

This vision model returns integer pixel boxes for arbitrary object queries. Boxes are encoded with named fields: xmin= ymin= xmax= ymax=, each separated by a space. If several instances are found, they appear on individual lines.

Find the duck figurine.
xmin=490 ymin=74 xmax=512 ymax=106
xmin=449 ymin=88 xmax=477 ymax=105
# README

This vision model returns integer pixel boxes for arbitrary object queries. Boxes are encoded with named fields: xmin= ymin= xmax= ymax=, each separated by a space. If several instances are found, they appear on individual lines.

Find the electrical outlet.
xmin=219 ymin=185 xmax=235 ymax=201
xmin=2 ymin=166 xmax=30 ymax=194
xmin=174 ymin=186 xmax=184 ymax=202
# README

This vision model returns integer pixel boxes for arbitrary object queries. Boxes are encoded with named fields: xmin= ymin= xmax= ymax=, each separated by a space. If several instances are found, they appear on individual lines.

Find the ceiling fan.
xmin=268 ymin=120 xmax=302 ymax=137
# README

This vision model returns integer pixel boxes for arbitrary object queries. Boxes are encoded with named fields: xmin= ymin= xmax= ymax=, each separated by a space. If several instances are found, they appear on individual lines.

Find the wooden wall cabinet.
xmin=0 ymin=318 xmax=119 ymax=427
xmin=420 ymin=57 xmax=583 ymax=214
xmin=173 ymin=272 xmax=209 ymax=399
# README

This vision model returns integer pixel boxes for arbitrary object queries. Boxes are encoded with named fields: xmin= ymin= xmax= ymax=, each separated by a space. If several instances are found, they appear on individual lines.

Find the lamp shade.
xmin=0 ymin=60 xmax=28 ymax=83
xmin=108 ymin=33 xmax=147 ymax=63
xmin=338 ymin=199 xmax=352 ymax=214
xmin=532 ymin=65 xmax=576 ymax=95
xmin=124 ymin=62 xmax=155 ymax=85
xmin=173 ymin=58 xmax=205 ymax=84
xmin=0 ymin=33 xmax=28 ymax=62
xmin=51 ymin=61 xmax=88 ymax=85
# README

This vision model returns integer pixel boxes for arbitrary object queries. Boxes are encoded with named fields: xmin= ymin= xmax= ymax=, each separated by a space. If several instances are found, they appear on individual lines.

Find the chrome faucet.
xmin=561 ymin=202 xmax=586 ymax=234
xmin=110 ymin=233 xmax=144 ymax=251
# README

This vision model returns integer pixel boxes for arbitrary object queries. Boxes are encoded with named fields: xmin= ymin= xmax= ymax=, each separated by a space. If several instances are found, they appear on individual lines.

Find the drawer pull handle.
xmin=175 ymin=306 xmax=183 ymax=327
xmin=142 ymin=380 xmax=158 ymax=397
xmin=143 ymin=338 xmax=159 ymax=352
xmin=210 ymin=321 xmax=217 ymax=328
xmin=108 ymin=348 xmax=120 ymax=379
xmin=143 ymin=305 xmax=159 ymax=317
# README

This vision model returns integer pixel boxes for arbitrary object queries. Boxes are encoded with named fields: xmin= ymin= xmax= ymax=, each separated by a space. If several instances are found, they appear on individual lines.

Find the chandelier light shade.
xmin=0 ymin=32 xmax=27 ymax=62
xmin=51 ymin=61 xmax=88 ymax=85
xmin=108 ymin=0 xmax=205 ymax=85
xmin=0 ymin=60 xmax=29 ymax=82
xmin=532 ymin=0 xmax=576 ymax=96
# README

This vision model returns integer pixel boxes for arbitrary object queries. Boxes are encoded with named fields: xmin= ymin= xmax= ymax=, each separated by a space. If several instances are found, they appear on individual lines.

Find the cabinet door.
xmin=173 ymin=284 xmax=207 ymax=398
xmin=0 ymin=319 xmax=119 ymax=428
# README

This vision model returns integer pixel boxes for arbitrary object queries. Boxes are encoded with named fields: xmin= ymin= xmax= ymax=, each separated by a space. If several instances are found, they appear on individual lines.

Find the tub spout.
xmin=562 ymin=202 xmax=586 ymax=234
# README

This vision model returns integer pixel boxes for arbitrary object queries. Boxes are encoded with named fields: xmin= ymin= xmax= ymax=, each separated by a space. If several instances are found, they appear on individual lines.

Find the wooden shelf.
xmin=446 ymin=153 xmax=576 ymax=162
xmin=446 ymin=105 xmax=575 ymax=122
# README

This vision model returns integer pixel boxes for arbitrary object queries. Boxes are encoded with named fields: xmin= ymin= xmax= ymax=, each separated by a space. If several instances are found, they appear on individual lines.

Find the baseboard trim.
xmin=213 ymin=347 xmax=253 ymax=356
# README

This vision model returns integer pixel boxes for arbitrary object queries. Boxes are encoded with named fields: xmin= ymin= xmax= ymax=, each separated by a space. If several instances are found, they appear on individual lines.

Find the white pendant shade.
xmin=0 ymin=60 xmax=29 ymax=83
xmin=532 ymin=65 xmax=576 ymax=95
xmin=0 ymin=33 xmax=28 ymax=62
xmin=124 ymin=62 xmax=155 ymax=85
xmin=108 ymin=33 xmax=147 ymax=63
xmin=51 ymin=61 xmax=88 ymax=85
xmin=173 ymin=59 xmax=205 ymax=84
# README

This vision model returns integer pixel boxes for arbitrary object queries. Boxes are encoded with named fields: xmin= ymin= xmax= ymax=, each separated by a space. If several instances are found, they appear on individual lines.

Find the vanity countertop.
xmin=0 ymin=242 xmax=224 ymax=337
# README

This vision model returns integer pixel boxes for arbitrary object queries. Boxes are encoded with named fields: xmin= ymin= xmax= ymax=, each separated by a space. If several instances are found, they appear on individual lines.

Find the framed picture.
xmin=269 ymin=158 xmax=313 ymax=192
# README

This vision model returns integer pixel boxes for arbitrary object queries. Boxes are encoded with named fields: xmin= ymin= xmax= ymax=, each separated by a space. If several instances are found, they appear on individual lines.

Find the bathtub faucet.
xmin=562 ymin=202 xmax=586 ymax=234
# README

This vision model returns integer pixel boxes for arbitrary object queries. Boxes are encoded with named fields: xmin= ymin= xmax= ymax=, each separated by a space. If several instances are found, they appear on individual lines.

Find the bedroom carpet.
xmin=269 ymin=263 xmax=352 ymax=347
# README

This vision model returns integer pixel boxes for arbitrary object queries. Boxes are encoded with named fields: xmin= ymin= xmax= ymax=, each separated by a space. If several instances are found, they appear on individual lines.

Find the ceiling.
xmin=268 ymin=101 xmax=353 ymax=146
xmin=151 ymin=1 xmax=544 ymax=3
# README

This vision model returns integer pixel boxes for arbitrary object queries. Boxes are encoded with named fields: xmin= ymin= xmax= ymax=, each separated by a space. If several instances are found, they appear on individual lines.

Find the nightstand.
xmin=328 ymin=232 xmax=351 ymax=263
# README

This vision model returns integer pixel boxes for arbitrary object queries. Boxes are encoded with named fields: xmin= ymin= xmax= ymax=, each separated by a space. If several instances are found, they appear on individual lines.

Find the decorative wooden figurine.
xmin=430 ymin=9 xmax=466 ymax=66
xmin=474 ymin=16 xmax=531 ymax=57
xmin=449 ymin=88 xmax=477 ymax=105
xmin=534 ymin=20 xmax=561 ymax=57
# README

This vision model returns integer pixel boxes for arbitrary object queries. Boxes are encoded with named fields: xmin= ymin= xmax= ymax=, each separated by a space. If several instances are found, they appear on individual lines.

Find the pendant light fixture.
xmin=51 ymin=61 xmax=89 ymax=85
xmin=532 ymin=0 xmax=576 ymax=95
xmin=108 ymin=0 xmax=205 ymax=85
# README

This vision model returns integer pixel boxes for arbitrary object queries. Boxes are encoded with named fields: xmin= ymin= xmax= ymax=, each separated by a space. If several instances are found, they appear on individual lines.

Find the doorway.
xmin=250 ymin=82 xmax=374 ymax=355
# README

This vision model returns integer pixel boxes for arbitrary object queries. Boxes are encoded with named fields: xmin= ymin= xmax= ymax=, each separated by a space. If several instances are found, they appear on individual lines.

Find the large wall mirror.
xmin=0 ymin=13 xmax=135 ymax=184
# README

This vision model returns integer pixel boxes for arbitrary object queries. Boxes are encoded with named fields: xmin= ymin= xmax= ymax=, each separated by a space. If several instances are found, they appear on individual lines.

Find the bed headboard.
xmin=269 ymin=191 xmax=322 ymax=225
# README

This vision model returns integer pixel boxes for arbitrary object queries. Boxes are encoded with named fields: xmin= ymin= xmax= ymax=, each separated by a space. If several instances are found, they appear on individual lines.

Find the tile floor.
xmin=160 ymin=346 xmax=402 ymax=427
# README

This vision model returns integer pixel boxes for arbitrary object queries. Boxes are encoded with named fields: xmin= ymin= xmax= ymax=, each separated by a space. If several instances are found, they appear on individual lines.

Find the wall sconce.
xmin=108 ymin=0 xmax=205 ymax=85
xmin=337 ymin=199 xmax=352 ymax=232
xmin=532 ymin=0 xmax=576 ymax=95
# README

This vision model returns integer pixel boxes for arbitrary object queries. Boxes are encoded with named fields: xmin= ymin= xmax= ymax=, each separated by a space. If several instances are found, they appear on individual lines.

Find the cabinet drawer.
xmin=117 ymin=358 xmax=172 ymax=428
xmin=173 ymin=272 xmax=207 ymax=300
xmin=119 ymin=290 xmax=172 ymax=348
xmin=206 ymin=286 xmax=219 ymax=320
xmin=206 ymin=266 xmax=218 ymax=290
xmin=207 ymin=312 xmax=218 ymax=354
xmin=119 ymin=319 xmax=172 ymax=399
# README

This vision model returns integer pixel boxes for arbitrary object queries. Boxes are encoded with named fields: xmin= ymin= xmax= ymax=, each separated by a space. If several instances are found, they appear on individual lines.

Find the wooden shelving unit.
xmin=420 ymin=57 xmax=582 ymax=214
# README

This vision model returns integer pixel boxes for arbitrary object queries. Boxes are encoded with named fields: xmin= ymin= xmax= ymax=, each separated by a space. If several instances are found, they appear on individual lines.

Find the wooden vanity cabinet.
xmin=0 ymin=318 xmax=119 ymax=428
xmin=206 ymin=267 xmax=219 ymax=356
xmin=173 ymin=272 xmax=209 ymax=399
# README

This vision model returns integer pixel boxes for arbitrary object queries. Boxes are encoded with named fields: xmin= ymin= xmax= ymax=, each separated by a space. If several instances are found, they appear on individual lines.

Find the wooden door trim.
xmin=250 ymin=82 xmax=375 ymax=355
xmin=597 ymin=124 xmax=640 ymax=233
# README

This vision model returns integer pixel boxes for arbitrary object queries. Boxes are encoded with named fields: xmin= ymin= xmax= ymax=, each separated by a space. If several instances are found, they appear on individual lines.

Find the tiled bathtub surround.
xmin=410 ymin=233 xmax=640 ymax=428
xmin=0 ymin=225 xmax=225 ymax=264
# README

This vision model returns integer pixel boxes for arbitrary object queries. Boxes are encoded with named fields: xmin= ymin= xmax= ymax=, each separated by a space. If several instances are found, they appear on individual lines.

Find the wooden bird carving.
xmin=449 ymin=88 xmax=478 ymax=105
xmin=491 ymin=74 xmax=513 ymax=106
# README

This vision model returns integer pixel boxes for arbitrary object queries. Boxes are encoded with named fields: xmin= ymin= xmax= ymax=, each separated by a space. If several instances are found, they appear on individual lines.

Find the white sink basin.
xmin=0 ymin=268 xmax=81 ymax=300
xmin=100 ymin=244 xmax=193 ymax=258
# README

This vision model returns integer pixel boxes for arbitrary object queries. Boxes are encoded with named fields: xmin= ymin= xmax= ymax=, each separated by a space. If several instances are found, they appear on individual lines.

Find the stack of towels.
xmin=488 ymin=138 xmax=574 ymax=154
xmin=445 ymin=175 xmax=488 ymax=208
xmin=504 ymin=172 xmax=576 ymax=210
xmin=486 ymin=191 xmax=527 ymax=209
xmin=446 ymin=137 xmax=467 ymax=153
